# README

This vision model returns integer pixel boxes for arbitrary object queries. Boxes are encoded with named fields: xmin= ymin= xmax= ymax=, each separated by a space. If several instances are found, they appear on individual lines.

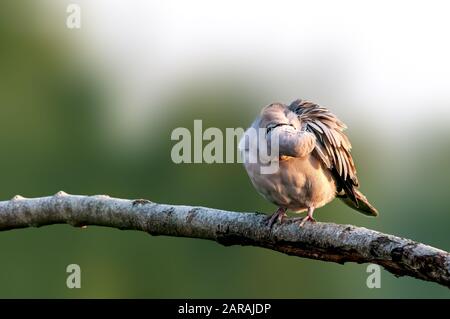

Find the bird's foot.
xmin=132 ymin=199 xmax=152 ymax=206
xmin=298 ymin=215 xmax=316 ymax=227
xmin=266 ymin=207 xmax=287 ymax=229
xmin=298 ymin=206 xmax=316 ymax=227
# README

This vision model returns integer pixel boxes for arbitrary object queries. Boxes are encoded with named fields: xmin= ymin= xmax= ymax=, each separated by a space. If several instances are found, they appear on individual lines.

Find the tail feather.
xmin=338 ymin=189 xmax=378 ymax=216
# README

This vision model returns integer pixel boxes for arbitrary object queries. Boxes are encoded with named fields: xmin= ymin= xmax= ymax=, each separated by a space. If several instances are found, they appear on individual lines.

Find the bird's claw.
xmin=266 ymin=208 xmax=287 ymax=229
xmin=298 ymin=215 xmax=316 ymax=227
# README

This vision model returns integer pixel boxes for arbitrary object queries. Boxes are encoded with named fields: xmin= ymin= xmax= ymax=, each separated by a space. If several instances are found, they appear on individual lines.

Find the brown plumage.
xmin=240 ymin=99 xmax=378 ymax=227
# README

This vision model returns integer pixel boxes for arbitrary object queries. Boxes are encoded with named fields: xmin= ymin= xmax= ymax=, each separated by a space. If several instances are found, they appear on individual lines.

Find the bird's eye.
xmin=266 ymin=123 xmax=291 ymax=135
xmin=266 ymin=124 xmax=280 ymax=134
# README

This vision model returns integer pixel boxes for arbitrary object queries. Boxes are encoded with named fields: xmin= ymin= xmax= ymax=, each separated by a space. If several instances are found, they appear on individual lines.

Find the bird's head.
xmin=259 ymin=102 xmax=302 ymax=131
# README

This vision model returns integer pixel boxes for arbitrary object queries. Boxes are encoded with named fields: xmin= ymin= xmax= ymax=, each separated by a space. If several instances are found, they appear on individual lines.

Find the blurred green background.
xmin=0 ymin=1 xmax=449 ymax=298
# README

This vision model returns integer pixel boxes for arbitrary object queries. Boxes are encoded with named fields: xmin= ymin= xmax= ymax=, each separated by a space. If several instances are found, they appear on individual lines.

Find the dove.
xmin=239 ymin=99 xmax=378 ymax=227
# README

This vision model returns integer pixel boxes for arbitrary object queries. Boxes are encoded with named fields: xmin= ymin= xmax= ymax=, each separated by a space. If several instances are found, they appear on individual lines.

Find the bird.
xmin=239 ymin=99 xmax=378 ymax=227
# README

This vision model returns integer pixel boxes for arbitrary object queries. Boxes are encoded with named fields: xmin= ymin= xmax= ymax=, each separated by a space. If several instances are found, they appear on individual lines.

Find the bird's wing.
xmin=289 ymin=99 xmax=359 ymax=205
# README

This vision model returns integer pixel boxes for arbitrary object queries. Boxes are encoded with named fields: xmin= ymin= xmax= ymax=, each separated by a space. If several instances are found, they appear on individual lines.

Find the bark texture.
xmin=0 ymin=192 xmax=448 ymax=288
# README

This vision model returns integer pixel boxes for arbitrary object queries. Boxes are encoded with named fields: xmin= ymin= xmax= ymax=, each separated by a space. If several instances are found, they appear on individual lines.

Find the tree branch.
xmin=0 ymin=192 xmax=448 ymax=288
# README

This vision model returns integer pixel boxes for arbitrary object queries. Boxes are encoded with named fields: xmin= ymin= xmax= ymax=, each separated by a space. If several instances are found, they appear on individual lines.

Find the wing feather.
xmin=289 ymin=99 xmax=359 ymax=205
xmin=307 ymin=121 xmax=323 ymax=134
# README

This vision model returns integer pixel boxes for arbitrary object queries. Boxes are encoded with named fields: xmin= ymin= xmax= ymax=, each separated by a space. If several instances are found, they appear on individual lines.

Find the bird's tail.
xmin=338 ymin=189 xmax=378 ymax=216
